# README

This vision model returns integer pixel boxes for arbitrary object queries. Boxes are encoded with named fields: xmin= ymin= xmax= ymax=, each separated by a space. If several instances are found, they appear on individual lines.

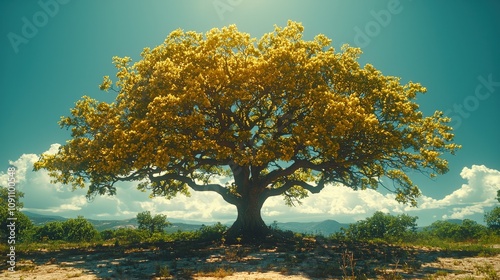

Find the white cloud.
xmin=443 ymin=204 xmax=485 ymax=220
xmin=0 ymin=149 xmax=150 ymax=219
xmin=44 ymin=143 xmax=61 ymax=156
xmin=437 ymin=165 xmax=500 ymax=220
xmin=262 ymin=185 xmax=404 ymax=223
xmin=1 ymin=144 xmax=499 ymax=226
xmin=0 ymin=145 xmax=237 ymax=222
xmin=445 ymin=165 xmax=499 ymax=204
xmin=415 ymin=165 xmax=500 ymax=212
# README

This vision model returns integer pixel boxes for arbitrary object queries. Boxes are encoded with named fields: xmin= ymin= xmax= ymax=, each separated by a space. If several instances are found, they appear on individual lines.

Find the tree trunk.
xmin=227 ymin=192 xmax=269 ymax=241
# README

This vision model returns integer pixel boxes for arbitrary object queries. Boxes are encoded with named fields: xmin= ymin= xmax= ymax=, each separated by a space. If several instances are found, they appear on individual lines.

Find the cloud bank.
xmin=1 ymin=144 xmax=499 ymax=226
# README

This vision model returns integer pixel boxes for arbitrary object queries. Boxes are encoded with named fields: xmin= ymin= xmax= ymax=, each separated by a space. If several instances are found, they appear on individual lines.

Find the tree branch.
xmin=148 ymin=173 xmax=240 ymax=205
xmin=261 ymin=160 xmax=307 ymax=187
xmin=264 ymin=177 xmax=326 ymax=199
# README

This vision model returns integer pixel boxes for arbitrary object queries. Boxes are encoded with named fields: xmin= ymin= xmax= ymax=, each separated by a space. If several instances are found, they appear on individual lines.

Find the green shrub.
xmin=422 ymin=219 xmax=487 ymax=242
xmin=340 ymin=212 xmax=418 ymax=241
xmin=113 ymin=228 xmax=149 ymax=244
xmin=36 ymin=221 xmax=65 ymax=241
xmin=100 ymin=229 xmax=115 ymax=241
xmin=198 ymin=222 xmax=228 ymax=241
xmin=167 ymin=229 xmax=200 ymax=241
xmin=148 ymin=232 xmax=169 ymax=243
xmin=62 ymin=216 xmax=99 ymax=242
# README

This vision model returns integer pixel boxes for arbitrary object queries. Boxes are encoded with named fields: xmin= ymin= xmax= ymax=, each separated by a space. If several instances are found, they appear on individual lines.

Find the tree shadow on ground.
xmin=3 ymin=237 xmax=497 ymax=279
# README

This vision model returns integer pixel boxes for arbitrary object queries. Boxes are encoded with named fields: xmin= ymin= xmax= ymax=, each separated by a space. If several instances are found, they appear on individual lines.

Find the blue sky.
xmin=1 ymin=0 xmax=499 ymax=226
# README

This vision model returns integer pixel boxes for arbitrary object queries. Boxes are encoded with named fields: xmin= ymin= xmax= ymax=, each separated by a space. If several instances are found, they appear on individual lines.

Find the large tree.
xmin=34 ymin=21 xmax=459 ymax=238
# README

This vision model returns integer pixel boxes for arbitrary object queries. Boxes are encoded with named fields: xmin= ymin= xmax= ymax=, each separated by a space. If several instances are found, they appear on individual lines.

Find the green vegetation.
xmin=332 ymin=211 xmax=500 ymax=257
xmin=62 ymin=216 xmax=100 ymax=242
xmin=36 ymin=221 xmax=64 ymax=241
xmin=1 ymin=187 xmax=499 ymax=279
xmin=421 ymin=219 xmax=487 ymax=242
xmin=136 ymin=210 xmax=170 ymax=235
xmin=485 ymin=206 xmax=500 ymax=231
xmin=0 ymin=187 xmax=34 ymax=242
xmin=338 ymin=211 xmax=418 ymax=242
xmin=2 ymin=196 xmax=499 ymax=251
xmin=34 ymin=217 xmax=99 ymax=242
xmin=1 ymin=215 xmax=498 ymax=279
xmin=2 ymin=184 xmax=499 ymax=249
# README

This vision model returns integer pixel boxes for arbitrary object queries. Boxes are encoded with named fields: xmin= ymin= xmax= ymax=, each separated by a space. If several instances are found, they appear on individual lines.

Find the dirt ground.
xmin=1 ymin=241 xmax=499 ymax=279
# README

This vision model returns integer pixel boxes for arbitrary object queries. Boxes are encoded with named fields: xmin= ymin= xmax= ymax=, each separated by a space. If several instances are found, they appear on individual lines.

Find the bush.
xmin=113 ymin=228 xmax=149 ymax=244
xmin=36 ymin=221 xmax=65 ymax=241
xmin=62 ymin=216 xmax=99 ymax=242
xmin=147 ymin=232 xmax=169 ymax=243
xmin=422 ymin=219 xmax=487 ymax=242
xmin=168 ymin=230 xmax=200 ymax=241
xmin=198 ymin=222 xmax=228 ymax=241
xmin=340 ymin=211 xmax=418 ymax=241
xmin=34 ymin=217 xmax=99 ymax=242
xmin=100 ymin=229 xmax=115 ymax=241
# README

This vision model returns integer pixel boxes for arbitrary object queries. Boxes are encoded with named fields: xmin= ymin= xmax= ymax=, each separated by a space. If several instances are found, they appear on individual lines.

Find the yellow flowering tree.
xmin=34 ymin=21 xmax=459 ymax=238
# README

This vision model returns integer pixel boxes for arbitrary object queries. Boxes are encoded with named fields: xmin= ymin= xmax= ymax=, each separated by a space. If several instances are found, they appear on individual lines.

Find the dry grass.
xmin=195 ymin=266 xmax=235 ymax=278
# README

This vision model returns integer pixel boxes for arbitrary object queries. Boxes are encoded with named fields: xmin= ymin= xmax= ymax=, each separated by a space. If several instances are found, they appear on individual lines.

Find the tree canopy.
xmin=136 ymin=210 xmax=170 ymax=235
xmin=484 ymin=206 xmax=500 ymax=231
xmin=34 ymin=21 xmax=459 ymax=238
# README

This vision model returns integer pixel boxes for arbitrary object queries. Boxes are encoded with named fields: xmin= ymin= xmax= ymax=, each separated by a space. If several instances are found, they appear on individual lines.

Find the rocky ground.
xmin=1 ymin=239 xmax=499 ymax=279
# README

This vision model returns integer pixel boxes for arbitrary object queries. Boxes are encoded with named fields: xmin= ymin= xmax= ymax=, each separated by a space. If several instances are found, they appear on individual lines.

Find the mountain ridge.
xmin=24 ymin=211 xmax=458 ymax=235
xmin=22 ymin=211 xmax=350 ymax=235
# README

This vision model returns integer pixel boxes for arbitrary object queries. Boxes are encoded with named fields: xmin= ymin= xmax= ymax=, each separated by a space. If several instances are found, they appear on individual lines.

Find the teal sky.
xmin=1 ymin=0 xmax=499 ymax=226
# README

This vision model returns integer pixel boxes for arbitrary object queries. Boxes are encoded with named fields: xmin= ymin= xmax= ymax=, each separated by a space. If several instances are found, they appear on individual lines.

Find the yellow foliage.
xmin=34 ymin=21 xmax=459 ymax=206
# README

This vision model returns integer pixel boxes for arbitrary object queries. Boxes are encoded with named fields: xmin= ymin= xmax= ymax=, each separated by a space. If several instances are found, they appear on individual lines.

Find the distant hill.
xmin=275 ymin=219 xmax=348 ymax=236
xmin=23 ymin=211 xmax=216 ymax=232
xmin=445 ymin=219 xmax=464 ymax=225
xmin=22 ymin=211 xmax=67 ymax=226
xmin=22 ymin=211 xmax=349 ymax=235
xmin=26 ymin=211 xmax=468 ymax=236
xmin=87 ymin=217 xmax=138 ymax=231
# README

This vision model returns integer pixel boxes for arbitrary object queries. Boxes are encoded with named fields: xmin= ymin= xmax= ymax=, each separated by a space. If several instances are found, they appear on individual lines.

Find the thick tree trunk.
xmin=227 ymin=192 xmax=269 ymax=240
